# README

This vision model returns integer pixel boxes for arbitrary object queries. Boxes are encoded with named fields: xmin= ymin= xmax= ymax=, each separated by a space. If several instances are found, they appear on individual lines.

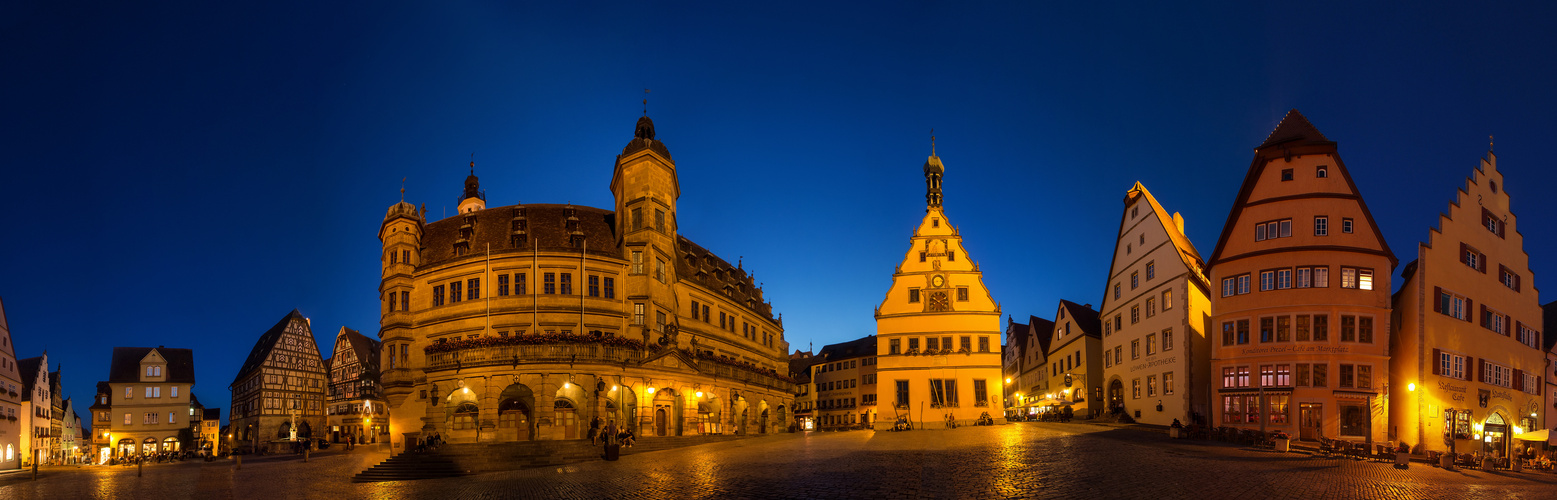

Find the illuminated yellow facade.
xmin=1044 ymin=301 xmax=1103 ymax=418
xmin=0 ymin=298 xmax=20 ymax=469
xmin=1100 ymin=182 xmax=1213 ymax=426
xmin=1207 ymin=110 xmax=1395 ymax=442
xmin=96 ymin=347 xmax=197 ymax=458
xmin=379 ymin=115 xmax=792 ymax=451
xmin=873 ymin=147 xmax=1004 ymax=429
xmin=1389 ymin=150 xmax=1544 ymax=456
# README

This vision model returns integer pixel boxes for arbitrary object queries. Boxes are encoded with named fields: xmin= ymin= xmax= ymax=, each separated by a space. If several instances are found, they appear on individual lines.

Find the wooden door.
xmin=656 ymin=408 xmax=668 ymax=436
xmin=1299 ymin=403 xmax=1322 ymax=440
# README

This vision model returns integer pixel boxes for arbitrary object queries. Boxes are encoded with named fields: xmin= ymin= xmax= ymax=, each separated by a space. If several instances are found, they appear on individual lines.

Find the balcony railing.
xmin=427 ymin=343 xmax=644 ymax=371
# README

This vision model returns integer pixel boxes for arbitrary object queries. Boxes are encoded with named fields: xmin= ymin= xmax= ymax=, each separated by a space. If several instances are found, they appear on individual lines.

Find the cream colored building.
xmin=18 ymin=354 xmax=51 ymax=466
xmin=379 ymin=115 xmax=793 ymax=451
xmin=1045 ymin=301 xmax=1104 ymax=418
xmin=873 ymin=146 xmax=1004 ymax=429
xmin=1099 ymin=182 xmax=1213 ymax=426
xmin=0 ymin=298 xmax=21 ymax=469
xmin=813 ymin=336 xmax=877 ymax=430
xmin=1208 ymin=110 xmax=1395 ymax=442
xmin=1389 ymin=150 xmax=1544 ymax=456
xmin=100 ymin=347 xmax=197 ymax=457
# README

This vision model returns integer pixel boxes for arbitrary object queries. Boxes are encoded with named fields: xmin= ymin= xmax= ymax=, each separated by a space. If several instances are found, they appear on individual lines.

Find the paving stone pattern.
xmin=2 ymin=424 xmax=1555 ymax=499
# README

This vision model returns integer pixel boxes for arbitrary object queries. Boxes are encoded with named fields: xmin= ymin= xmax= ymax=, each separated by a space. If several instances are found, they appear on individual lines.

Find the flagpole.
xmin=533 ymin=236 xmax=539 ymax=335
xmin=485 ymin=243 xmax=491 ymax=335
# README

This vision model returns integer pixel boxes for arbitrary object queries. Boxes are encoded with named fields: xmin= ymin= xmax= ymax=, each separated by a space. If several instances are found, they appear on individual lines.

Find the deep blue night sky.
xmin=4 ymin=2 xmax=1555 ymax=426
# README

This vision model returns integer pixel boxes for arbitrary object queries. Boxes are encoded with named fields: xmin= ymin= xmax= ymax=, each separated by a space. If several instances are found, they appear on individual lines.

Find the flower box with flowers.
xmin=424 ymin=332 xmax=647 ymax=354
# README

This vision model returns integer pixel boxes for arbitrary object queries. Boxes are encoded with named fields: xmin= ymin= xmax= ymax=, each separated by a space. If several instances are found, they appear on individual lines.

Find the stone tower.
xmin=610 ymin=115 xmax=682 ymax=344
xmin=378 ymin=194 xmax=424 ymax=409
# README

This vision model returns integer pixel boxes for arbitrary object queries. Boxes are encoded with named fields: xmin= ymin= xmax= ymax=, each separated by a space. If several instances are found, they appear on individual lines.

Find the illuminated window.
xmin=1314 ymin=216 xmax=1328 ymax=236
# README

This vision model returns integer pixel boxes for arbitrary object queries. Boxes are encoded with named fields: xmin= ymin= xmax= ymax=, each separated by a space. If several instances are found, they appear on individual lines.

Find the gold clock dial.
xmin=929 ymin=291 xmax=949 ymax=312
xmin=932 ymin=275 xmax=944 ymax=288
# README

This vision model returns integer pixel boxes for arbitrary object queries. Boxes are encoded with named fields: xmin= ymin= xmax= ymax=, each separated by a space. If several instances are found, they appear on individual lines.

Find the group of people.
xmin=587 ymin=417 xmax=636 ymax=448
xmin=415 ymin=432 xmax=444 ymax=453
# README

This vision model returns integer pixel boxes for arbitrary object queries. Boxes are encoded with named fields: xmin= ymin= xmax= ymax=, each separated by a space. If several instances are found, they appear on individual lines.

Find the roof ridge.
xmin=1258 ymin=109 xmax=1330 ymax=149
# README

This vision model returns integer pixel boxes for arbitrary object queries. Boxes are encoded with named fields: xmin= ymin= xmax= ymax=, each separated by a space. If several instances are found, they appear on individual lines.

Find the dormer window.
xmin=146 ymin=366 xmax=162 ymax=377
xmin=1317 ymin=166 xmax=1328 ymax=178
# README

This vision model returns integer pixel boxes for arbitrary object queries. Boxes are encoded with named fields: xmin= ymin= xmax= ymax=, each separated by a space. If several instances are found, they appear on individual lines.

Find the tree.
xmin=177 ymin=428 xmax=196 ymax=452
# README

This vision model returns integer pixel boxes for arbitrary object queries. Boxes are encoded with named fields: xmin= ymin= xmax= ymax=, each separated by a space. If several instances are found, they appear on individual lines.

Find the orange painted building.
xmin=1389 ymin=150 xmax=1544 ymax=456
xmin=1207 ymin=110 xmax=1396 ymax=443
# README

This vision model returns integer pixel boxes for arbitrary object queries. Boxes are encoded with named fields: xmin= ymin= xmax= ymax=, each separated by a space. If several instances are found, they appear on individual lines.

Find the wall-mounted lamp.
xmin=1407 ymin=382 xmax=1416 ymax=392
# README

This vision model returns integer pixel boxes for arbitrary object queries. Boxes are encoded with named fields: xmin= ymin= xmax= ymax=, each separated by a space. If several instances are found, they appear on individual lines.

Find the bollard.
xmin=304 ymin=449 xmax=309 ymax=463
xmin=138 ymin=459 xmax=143 ymax=477
xmin=32 ymin=460 xmax=37 ymax=481
xmin=236 ymin=455 xmax=241 ymax=470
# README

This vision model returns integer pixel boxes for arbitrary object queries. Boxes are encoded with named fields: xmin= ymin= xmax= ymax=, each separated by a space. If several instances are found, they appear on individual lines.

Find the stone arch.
xmin=775 ymin=404 xmax=788 ymax=431
xmin=553 ymin=398 xmax=580 ymax=440
xmin=697 ymin=391 xmax=723 ymax=435
xmin=498 ymin=383 xmax=536 ymax=442
xmin=758 ymin=400 xmax=771 ymax=433
xmin=731 ymin=394 xmax=750 ymax=435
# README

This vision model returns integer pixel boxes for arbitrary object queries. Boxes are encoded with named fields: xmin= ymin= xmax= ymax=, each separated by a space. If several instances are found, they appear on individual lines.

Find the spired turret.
xmin=457 ymin=160 xmax=486 ymax=214
xmin=378 ymin=191 xmax=424 ymax=406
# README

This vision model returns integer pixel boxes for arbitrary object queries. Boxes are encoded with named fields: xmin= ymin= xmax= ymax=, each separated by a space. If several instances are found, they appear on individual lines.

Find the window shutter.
xmin=1479 ymin=304 xmax=1488 ymax=328
xmin=1476 ymin=358 xmax=1484 ymax=382
xmin=1431 ymin=349 xmax=1441 ymax=375
xmin=1464 ymin=298 xmax=1473 ymax=322
xmin=1515 ymin=273 xmax=1522 ymax=291
xmin=1459 ymin=243 xmax=1468 ymax=265
xmin=1432 ymin=287 xmax=1442 ymax=313
xmin=1514 ymin=369 xmax=1524 ymax=391
xmin=1479 ymin=254 xmax=1486 ymax=273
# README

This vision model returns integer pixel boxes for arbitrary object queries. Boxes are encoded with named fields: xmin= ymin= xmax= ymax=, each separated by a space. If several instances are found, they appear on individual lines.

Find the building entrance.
xmin=1108 ymin=380 xmax=1124 ymax=415
xmin=1484 ymin=413 xmax=1508 ymax=458
xmin=1298 ymin=403 xmax=1322 ymax=441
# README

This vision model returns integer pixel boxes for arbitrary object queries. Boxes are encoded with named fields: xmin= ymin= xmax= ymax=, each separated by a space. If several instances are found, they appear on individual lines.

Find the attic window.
xmin=1281 ymin=169 xmax=1294 ymax=181
xmin=1490 ymin=180 xmax=1498 ymax=193
xmin=1131 ymin=206 xmax=1138 ymax=218
xmin=1316 ymin=166 xmax=1328 ymax=178
xmin=932 ymin=218 xmax=940 ymax=228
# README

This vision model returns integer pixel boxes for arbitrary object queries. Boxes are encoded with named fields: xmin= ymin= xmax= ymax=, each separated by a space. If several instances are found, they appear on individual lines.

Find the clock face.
xmin=929 ymin=291 xmax=949 ymax=312
xmin=932 ymin=275 xmax=944 ymax=288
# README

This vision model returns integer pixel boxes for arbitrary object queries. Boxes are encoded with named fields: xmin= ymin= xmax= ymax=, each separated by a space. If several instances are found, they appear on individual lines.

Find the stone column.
xmin=478 ymin=376 xmax=498 ymax=443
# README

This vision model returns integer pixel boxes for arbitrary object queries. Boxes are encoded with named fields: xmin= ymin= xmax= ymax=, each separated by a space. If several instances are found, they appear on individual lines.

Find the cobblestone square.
xmin=2 ymin=423 xmax=1555 ymax=499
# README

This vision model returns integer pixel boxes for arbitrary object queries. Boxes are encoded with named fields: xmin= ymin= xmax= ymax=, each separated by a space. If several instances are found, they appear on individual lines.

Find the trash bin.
xmin=604 ymin=444 xmax=621 ymax=461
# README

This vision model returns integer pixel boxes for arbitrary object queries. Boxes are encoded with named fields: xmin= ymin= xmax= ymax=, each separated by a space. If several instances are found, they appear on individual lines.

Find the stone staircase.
xmin=444 ymin=434 xmax=755 ymax=473
xmin=351 ymin=450 xmax=470 ymax=483
xmin=353 ymin=433 xmax=764 ymax=482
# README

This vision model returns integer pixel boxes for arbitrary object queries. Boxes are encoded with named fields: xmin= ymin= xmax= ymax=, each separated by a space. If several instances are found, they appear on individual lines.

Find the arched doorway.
xmin=162 ymin=437 xmax=179 ymax=452
xmin=298 ymin=421 xmax=312 ymax=439
xmin=142 ymin=437 xmax=157 ymax=455
xmin=499 ymin=399 xmax=532 ymax=441
xmin=498 ymin=384 xmax=535 ymax=442
xmin=760 ymin=409 xmax=770 ymax=433
xmin=444 ymin=386 xmax=481 ymax=442
xmin=554 ymin=399 xmax=579 ymax=439
xmin=117 ymin=439 xmax=135 ymax=457
xmin=652 ymin=389 xmax=680 ymax=437
xmin=1485 ymin=413 xmax=1508 ymax=458
xmin=1108 ymin=379 xmax=1125 ymax=415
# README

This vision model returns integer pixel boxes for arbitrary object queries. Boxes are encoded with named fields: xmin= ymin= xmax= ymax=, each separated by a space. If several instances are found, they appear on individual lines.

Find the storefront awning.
xmin=1330 ymin=390 xmax=1378 ymax=401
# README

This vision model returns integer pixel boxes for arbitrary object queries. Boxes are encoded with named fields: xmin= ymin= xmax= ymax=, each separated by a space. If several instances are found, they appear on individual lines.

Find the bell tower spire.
xmin=457 ymin=154 xmax=486 ymax=214
xmin=923 ymin=130 xmax=944 ymax=209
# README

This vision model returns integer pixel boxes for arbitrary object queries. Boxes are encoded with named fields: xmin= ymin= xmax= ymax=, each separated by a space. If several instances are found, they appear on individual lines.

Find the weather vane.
xmin=400 ymin=177 xmax=406 ymax=202
xmin=1489 ymin=134 xmax=1494 ymax=152
xmin=643 ymin=89 xmax=651 ymax=116
xmin=470 ymin=152 xmax=475 ymax=174
xmin=931 ymin=128 xmax=936 ymax=155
